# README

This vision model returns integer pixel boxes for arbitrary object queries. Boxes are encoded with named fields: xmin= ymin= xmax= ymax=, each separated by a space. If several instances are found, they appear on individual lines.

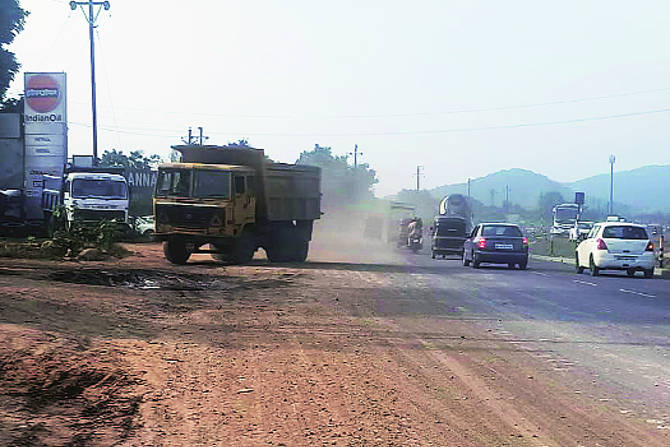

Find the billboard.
xmin=127 ymin=168 xmax=158 ymax=215
xmin=23 ymin=72 xmax=68 ymax=220
xmin=24 ymin=72 xmax=67 ymax=135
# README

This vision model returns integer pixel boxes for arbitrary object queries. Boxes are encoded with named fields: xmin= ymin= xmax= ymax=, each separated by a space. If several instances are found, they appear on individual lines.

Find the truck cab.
xmin=154 ymin=163 xmax=256 ymax=238
xmin=43 ymin=166 xmax=129 ymax=231
xmin=63 ymin=172 xmax=128 ymax=224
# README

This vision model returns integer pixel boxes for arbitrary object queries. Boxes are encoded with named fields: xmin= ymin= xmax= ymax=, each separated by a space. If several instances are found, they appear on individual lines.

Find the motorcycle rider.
xmin=407 ymin=217 xmax=423 ymax=246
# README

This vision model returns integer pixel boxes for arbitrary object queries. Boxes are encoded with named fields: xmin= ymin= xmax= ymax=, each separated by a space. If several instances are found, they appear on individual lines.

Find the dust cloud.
xmin=309 ymin=210 xmax=411 ymax=265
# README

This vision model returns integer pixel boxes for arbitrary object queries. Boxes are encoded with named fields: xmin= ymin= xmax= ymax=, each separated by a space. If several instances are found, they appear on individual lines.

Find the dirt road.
xmin=0 ymin=239 xmax=668 ymax=446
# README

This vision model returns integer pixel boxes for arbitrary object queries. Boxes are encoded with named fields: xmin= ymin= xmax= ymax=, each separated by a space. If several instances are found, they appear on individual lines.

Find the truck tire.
xmin=164 ymin=239 xmax=190 ymax=265
xmin=266 ymin=244 xmax=288 ymax=263
xmin=291 ymin=240 xmax=309 ymax=262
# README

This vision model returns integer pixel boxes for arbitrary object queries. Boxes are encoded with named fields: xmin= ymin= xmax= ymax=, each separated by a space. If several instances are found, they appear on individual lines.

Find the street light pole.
xmin=69 ymin=1 xmax=110 ymax=165
xmin=609 ymin=154 xmax=616 ymax=215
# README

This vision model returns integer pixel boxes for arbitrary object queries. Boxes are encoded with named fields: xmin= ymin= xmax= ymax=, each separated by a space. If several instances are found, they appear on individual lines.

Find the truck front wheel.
xmin=164 ymin=239 xmax=191 ymax=265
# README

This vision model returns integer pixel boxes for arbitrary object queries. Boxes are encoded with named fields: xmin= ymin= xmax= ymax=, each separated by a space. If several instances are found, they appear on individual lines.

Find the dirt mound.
xmin=0 ymin=328 xmax=141 ymax=446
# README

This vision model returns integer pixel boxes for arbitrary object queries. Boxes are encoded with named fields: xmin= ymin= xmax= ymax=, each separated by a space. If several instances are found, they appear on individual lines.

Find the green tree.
xmin=0 ymin=0 xmax=28 ymax=103
xmin=100 ymin=149 xmax=162 ymax=170
xmin=296 ymin=144 xmax=378 ymax=209
xmin=227 ymin=139 xmax=250 ymax=147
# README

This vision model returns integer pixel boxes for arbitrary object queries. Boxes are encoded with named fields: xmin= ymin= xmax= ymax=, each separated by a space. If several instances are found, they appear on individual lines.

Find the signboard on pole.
xmin=23 ymin=72 xmax=67 ymax=135
xmin=23 ymin=72 xmax=68 ymax=220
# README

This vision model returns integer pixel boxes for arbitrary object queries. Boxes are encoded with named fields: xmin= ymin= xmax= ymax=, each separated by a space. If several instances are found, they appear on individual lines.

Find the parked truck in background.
xmin=153 ymin=144 xmax=321 ymax=265
xmin=42 ymin=163 xmax=129 ymax=233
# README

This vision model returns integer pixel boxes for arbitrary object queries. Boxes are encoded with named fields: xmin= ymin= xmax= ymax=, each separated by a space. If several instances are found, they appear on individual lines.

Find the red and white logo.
xmin=25 ymin=74 xmax=61 ymax=113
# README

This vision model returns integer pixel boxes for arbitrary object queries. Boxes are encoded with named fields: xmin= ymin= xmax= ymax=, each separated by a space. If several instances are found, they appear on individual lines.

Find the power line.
xmin=65 ymin=85 xmax=670 ymax=120
xmin=68 ymin=105 xmax=670 ymax=138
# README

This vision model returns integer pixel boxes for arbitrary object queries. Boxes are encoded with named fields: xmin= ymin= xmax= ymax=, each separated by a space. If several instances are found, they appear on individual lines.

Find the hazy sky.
xmin=7 ymin=0 xmax=670 ymax=196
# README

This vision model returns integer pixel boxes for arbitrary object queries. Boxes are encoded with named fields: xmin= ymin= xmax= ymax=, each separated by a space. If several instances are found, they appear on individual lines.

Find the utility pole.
xmin=505 ymin=184 xmax=510 ymax=213
xmin=181 ymin=126 xmax=208 ymax=145
xmin=415 ymin=165 xmax=423 ymax=191
xmin=467 ymin=178 xmax=471 ymax=198
xmin=609 ymin=154 xmax=616 ymax=215
xmin=348 ymin=144 xmax=363 ymax=168
xmin=69 ymin=0 xmax=110 ymax=166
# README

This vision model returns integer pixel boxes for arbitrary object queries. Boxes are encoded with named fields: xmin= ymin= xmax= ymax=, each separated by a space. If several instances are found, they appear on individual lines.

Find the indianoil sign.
xmin=24 ymin=72 xmax=67 ymax=135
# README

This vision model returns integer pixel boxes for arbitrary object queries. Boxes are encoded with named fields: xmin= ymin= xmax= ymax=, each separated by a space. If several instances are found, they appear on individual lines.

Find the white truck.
xmin=42 ymin=165 xmax=129 ymax=232
xmin=551 ymin=203 xmax=580 ymax=236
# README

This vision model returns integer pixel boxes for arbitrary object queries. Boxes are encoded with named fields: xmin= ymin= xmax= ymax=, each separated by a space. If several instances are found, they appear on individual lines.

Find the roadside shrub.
xmin=51 ymin=220 xmax=129 ymax=258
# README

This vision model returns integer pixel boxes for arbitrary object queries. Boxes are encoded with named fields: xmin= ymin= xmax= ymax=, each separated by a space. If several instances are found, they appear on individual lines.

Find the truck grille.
xmin=156 ymin=205 xmax=222 ymax=229
xmin=73 ymin=209 xmax=125 ymax=222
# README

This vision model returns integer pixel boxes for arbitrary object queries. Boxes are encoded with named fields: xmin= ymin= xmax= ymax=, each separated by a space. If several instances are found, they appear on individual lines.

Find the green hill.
xmin=428 ymin=165 xmax=670 ymax=213
xmin=430 ymin=168 xmax=573 ymax=209
xmin=568 ymin=165 xmax=670 ymax=213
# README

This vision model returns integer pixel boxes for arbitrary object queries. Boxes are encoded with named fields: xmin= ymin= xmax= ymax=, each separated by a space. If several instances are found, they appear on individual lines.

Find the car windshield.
xmin=156 ymin=169 xmax=191 ymax=197
xmin=482 ymin=225 xmax=522 ymax=237
xmin=72 ymin=179 xmax=127 ymax=199
xmin=578 ymin=222 xmax=593 ymax=229
xmin=194 ymin=170 xmax=231 ymax=198
xmin=602 ymin=226 xmax=648 ymax=240
xmin=435 ymin=219 xmax=465 ymax=236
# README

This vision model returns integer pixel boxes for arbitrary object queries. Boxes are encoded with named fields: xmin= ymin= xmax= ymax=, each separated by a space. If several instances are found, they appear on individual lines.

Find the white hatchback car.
xmin=575 ymin=222 xmax=656 ymax=278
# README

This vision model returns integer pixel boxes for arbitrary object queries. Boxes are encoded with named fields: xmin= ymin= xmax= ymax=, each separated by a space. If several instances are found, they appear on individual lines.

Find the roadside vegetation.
xmin=0 ymin=219 xmax=131 ymax=260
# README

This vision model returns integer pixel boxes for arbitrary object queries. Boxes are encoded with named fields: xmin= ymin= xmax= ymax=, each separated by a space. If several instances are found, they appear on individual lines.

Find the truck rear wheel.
xmin=291 ymin=240 xmax=309 ymax=262
xmin=266 ymin=243 xmax=290 ymax=263
xmin=164 ymin=239 xmax=191 ymax=265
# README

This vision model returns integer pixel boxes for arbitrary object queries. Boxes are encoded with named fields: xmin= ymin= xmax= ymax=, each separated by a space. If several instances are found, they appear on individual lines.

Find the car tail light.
xmin=646 ymin=241 xmax=655 ymax=252
xmin=522 ymin=237 xmax=529 ymax=246
xmin=596 ymin=238 xmax=608 ymax=250
xmin=476 ymin=237 xmax=487 ymax=249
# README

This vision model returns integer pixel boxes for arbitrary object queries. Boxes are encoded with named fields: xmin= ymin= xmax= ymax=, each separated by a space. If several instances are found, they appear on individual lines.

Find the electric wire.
xmin=69 ymin=105 xmax=670 ymax=138
xmin=66 ymin=85 xmax=670 ymax=120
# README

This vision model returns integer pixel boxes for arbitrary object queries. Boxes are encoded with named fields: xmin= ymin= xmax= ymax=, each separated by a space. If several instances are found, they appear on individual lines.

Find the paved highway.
xmin=401 ymin=251 xmax=670 ymax=423
xmin=311 ymin=238 xmax=670 ymax=424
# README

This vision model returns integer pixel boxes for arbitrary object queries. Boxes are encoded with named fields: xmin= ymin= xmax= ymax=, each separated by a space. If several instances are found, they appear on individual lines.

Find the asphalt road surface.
xmin=398 ymin=250 xmax=670 ymax=410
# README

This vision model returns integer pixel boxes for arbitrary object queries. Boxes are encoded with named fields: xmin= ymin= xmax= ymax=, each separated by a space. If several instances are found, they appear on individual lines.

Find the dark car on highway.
xmin=431 ymin=216 xmax=467 ymax=259
xmin=462 ymin=223 xmax=529 ymax=269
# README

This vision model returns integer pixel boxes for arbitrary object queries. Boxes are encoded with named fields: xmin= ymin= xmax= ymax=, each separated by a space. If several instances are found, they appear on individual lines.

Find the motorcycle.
xmin=408 ymin=235 xmax=423 ymax=253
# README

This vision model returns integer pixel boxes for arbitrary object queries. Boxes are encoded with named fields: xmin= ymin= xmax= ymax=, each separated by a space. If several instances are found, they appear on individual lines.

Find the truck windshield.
xmin=194 ymin=170 xmax=231 ymax=198
xmin=555 ymin=208 xmax=578 ymax=223
xmin=72 ymin=179 xmax=127 ymax=199
xmin=156 ymin=169 xmax=191 ymax=197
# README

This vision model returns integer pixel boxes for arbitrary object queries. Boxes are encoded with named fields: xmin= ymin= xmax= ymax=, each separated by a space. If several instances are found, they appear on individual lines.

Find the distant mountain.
xmin=568 ymin=165 xmax=670 ymax=213
xmin=428 ymin=165 xmax=670 ymax=213
xmin=430 ymin=168 xmax=573 ymax=209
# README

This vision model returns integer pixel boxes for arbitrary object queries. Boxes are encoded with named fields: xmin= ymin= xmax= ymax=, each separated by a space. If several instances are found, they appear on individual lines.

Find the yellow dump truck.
xmin=154 ymin=145 xmax=321 ymax=264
